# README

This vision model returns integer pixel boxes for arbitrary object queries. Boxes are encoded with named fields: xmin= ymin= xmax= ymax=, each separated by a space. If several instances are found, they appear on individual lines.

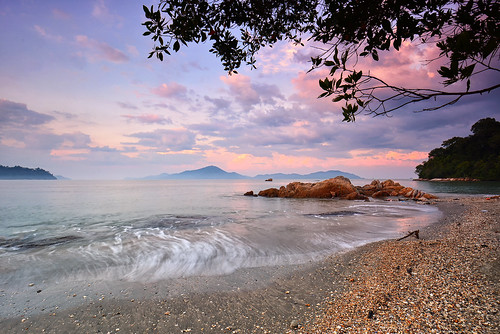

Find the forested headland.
xmin=416 ymin=118 xmax=500 ymax=181
xmin=0 ymin=165 xmax=57 ymax=180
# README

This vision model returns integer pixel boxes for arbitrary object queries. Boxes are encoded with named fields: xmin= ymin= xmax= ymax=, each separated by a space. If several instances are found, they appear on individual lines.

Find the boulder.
xmin=372 ymin=190 xmax=392 ymax=198
xmin=248 ymin=178 xmax=437 ymax=201
xmin=258 ymin=188 xmax=280 ymax=197
xmin=259 ymin=176 xmax=365 ymax=199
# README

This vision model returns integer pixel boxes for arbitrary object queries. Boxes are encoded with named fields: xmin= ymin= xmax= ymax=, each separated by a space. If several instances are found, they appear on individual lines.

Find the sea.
xmin=0 ymin=178 xmax=498 ymax=317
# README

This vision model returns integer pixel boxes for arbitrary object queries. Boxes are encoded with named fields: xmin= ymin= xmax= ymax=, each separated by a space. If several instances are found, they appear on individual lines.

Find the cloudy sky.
xmin=1 ymin=1 xmax=498 ymax=179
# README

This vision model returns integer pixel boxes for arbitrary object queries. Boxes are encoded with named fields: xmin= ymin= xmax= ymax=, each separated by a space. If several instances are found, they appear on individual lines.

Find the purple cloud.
xmin=75 ymin=35 xmax=128 ymax=63
xmin=0 ymin=99 xmax=54 ymax=128
xmin=127 ymin=129 xmax=196 ymax=151
xmin=122 ymin=113 xmax=172 ymax=125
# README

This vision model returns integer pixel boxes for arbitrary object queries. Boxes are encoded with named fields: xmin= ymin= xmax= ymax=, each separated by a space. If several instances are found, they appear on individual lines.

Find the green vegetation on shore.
xmin=416 ymin=118 xmax=500 ymax=181
xmin=0 ymin=165 xmax=56 ymax=180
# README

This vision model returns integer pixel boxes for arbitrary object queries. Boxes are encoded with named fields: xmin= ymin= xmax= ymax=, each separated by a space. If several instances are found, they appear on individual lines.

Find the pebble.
xmin=299 ymin=198 xmax=500 ymax=333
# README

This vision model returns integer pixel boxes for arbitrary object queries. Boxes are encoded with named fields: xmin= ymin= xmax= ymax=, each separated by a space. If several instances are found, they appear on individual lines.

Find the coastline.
xmin=1 ymin=197 xmax=498 ymax=333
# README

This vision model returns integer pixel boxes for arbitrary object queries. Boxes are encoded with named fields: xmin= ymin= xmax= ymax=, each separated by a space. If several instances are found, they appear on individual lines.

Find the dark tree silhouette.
xmin=142 ymin=0 xmax=499 ymax=121
xmin=415 ymin=118 xmax=500 ymax=180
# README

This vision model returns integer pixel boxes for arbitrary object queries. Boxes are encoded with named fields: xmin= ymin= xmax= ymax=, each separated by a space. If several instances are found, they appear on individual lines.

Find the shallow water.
xmin=0 ymin=180 xmax=441 ymax=283
xmin=0 ymin=179 xmax=444 ymax=317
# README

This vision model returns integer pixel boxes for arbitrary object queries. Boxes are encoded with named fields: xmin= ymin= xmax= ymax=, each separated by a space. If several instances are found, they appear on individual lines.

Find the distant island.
xmin=0 ymin=165 xmax=57 ymax=180
xmin=416 ymin=118 xmax=500 ymax=181
xmin=254 ymin=170 xmax=361 ymax=180
xmin=137 ymin=165 xmax=361 ymax=180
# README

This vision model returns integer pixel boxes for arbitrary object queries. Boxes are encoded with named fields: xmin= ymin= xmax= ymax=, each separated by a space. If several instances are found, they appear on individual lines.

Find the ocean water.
xmin=0 ymin=179 xmax=443 ymax=282
xmin=2 ymin=178 xmax=486 ymax=317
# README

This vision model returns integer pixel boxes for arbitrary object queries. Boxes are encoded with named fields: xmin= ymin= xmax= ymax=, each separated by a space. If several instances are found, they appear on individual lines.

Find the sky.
xmin=1 ymin=0 xmax=499 ymax=180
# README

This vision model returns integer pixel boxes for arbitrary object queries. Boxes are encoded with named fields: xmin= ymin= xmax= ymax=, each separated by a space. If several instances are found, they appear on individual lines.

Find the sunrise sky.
xmin=1 ymin=0 xmax=499 ymax=179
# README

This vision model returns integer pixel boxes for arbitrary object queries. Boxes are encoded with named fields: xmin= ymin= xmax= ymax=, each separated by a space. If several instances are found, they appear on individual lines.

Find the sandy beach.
xmin=1 ymin=196 xmax=498 ymax=333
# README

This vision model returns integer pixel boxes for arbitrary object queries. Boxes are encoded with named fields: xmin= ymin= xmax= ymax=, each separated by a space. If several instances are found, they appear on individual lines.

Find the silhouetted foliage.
xmin=143 ymin=0 xmax=499 ymax=121
xmin=415 ymin=118 xmax=500 ymax=180
xmin=0 ymin=165 xmax=57 ymax=180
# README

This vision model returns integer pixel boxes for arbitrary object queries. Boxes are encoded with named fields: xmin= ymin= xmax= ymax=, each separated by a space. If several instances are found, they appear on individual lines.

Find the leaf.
xmin=460 ymin=64 xmax=475 ymax=78
xmin=333 ymin=48 xmax=339 ymax=64
xmin=173 ymin=40 xmax=180 ymax=52
xmin=372 ymin=50 xmax=379 ymax=61
xmin=393 ymin=37 xmax=401 ymax=50
xmin=341 ymin=50 xmax=348 ymax=65
xmin=319 ymin=79 xmax=329 ymax=90
xmin=143 ymin=5 xmax=151 ymax=17
xmin=382 ymin=19 xmax=392 ymax=33
xmin=333 ymin=95 xmax=344 ymax=102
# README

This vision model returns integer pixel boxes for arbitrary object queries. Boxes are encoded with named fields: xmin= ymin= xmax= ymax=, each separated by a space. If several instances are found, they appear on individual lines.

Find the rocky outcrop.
xmin=249 ymin=177 xmax=438 ymax=201
xmin=356 ymin=179 xmax=437 ymax=200
xmin=257 ymin=176 xmax=367 ymax=200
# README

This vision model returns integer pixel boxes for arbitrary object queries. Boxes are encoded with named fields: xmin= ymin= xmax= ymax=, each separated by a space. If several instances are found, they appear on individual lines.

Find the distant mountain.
xmin=0 ymin=165 xmax=57 ymax=180
xmin=138 ymin=166 xmax=361 ymax=180
xmin=254 ymin=170 xmax=361 ymax=180
xmin=142 ymin=165 xmax=248 ymax=180
xmin=55 ymin=175 xmax=71 ymax=180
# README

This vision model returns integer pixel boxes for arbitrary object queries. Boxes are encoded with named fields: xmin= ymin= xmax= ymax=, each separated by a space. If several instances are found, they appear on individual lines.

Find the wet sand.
xmin=1 ymin=197 xmax=498 ymax=333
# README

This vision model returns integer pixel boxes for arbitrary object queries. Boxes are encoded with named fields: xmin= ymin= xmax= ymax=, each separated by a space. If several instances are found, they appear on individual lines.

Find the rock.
xmin=372 ymin=190 xmax=392 ymax=198
xmin=258 ymin=176 xmax=364 ymax=200
xmin=248 ymin=178 xmax=437 ymax=201
xmin=290 ymin=319 xmax=299 ymax=329
xmin=258 ymin=188 xmax=280 ymax=197
xmin=244 ymin=191 xmax=254 ymax=196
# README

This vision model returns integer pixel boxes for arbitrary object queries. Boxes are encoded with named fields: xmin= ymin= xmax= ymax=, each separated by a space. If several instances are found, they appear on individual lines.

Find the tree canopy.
xmin=142 ymin=0 xmax=499 ymax=122
xmin=415 ymin=118 xmax=500 ymax=180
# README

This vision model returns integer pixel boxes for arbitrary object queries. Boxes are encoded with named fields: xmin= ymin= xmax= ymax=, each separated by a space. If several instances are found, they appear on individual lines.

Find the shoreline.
xmin=2 ymin=197 xmax=498 ymax=333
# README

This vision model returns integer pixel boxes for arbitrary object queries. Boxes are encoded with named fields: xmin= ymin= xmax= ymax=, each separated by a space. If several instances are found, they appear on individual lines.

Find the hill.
xmin=0 ymin=165 xmax=57 ymax=180
xmin=142 ymin=165 xmax=248 ymax=180
xmin=416 ymin=118 xmax=500 ymax=181
xmin=139 ymin=166 xmax=361 ymax=180
xmin=254 ymin=170 xmax=361 ymax=180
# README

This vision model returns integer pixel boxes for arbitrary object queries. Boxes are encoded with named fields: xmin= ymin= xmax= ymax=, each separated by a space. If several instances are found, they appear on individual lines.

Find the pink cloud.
xmin=34 ymin=25 xmax=63 ymax=42
xmin=122 ymin=113 xmax=172 ymax=125
xmin=220 ymin=74 xmax=259 ymax=105
xmin=92 ymin=0 xmax=123 ymax=26
xmin=75 ymin=35 xmax=128 ymax=63
xmin=152 ymin=83 xmax=187 ymax=98
xmin=52 ymin=8 xmax=71 ymax=20
xmin=50 ymin=148 xmax=90 ymax=161
xmin=203 ymin=147 xmax=427 ymax=178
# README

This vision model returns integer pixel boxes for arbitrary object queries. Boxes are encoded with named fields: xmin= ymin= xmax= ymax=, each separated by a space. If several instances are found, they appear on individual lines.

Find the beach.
xmin=1 ymin=196 xmax=498 ymax=333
